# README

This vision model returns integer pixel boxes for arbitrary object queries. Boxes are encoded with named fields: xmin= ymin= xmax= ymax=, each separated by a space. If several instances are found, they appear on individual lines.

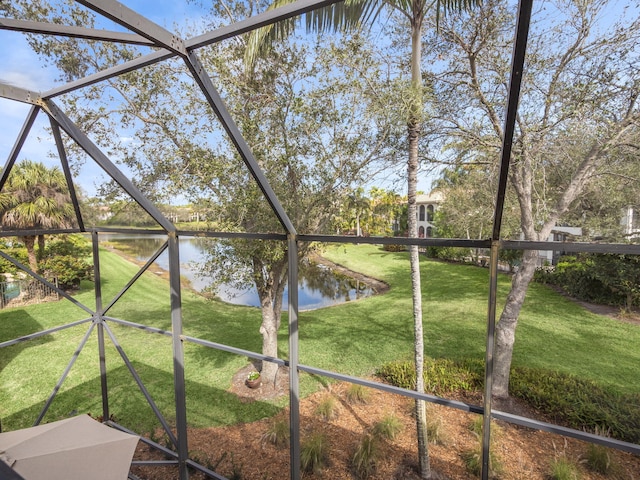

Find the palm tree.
xmin=245 ymin=1 xmax=479 ymax=477
xmin=0 ymin=160 xmax=75 ymax=273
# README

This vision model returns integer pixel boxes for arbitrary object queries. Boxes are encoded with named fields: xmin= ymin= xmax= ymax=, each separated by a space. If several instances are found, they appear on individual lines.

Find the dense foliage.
xmin=534 ymin=254 xmax=640 ymax=311
xmin=0 ymin=235 xmax=92 ymax=289
xmin=378 ymin=358 xmax=640 ymax=443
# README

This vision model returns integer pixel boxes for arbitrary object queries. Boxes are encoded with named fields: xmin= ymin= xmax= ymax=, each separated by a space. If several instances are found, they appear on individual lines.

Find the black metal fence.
xmin=0 ymin=278 xmax=59 ymax=309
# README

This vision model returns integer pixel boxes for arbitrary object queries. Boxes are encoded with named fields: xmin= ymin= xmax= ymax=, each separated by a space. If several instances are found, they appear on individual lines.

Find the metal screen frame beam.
xmin=34 ymin=322 xmax=97 ymax=425
xmin=50 ymin=120 xmax=85 ymax=231
xmin=42 ymin=98 xmax=176 ymax=232
xmin=288 ymin=235 xmax=301 ymax=480
xmin=184 ymin=50 xmax=296 ymax=234
xmin=0 ymin=106 xmax=39 ymax=191
xmin=483 ymin=0 xmax=534 ymax=478
xmin=102 ymin=322 xmax=179 ymax=449
xmin=167 ymin=233 xmax=189 ymax=479
xmin=40 ymin=0 xmax=343 ymax=99
xmin=0 ymin=17 xmax=155 ymax=45
xmin=76 ymin=0 xmax=186 ymax=55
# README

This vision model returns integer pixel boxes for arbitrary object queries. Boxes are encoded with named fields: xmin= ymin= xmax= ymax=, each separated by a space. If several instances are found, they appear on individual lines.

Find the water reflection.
xmin=96 ymin=234 xmax=374 ymax=310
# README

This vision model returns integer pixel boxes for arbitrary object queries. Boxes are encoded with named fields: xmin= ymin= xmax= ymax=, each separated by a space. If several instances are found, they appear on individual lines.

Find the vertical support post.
xmin=168 ymin=232 xmax=189 ymax=479
xmin=482 ymin=240 xmax=500 ymax=480
xmin=288 ymin=235 xmax=300 ymax=480
xmin=92 ymin=231 xmax=109 ymax=422
xmin=484 ymin=1 xmax=533 ymax=476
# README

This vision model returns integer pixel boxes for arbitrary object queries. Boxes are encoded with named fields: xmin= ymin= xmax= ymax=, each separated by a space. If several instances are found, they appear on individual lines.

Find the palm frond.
xmin=244 ymin=0 xmax=384 ymax=75
xmin=429 ymin=0 xmax=483 ymax=26
xmin=304 ymin=0 xmax=384 ymax=34
xmin=244 ymin=0 xmax=298 ymax=74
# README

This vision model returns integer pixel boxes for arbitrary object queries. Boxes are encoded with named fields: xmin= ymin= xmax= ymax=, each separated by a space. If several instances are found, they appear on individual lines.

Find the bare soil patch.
xmin=132 ymin=374 xmax=640 ymax=480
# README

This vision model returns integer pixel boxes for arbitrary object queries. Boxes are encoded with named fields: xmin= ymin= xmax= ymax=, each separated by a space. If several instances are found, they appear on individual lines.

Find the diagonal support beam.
xmin=41 ymin=98 xmax=176 ymax=232
xmin=103 ymin=321 xmax=179 ymax=449
xmin=0 ymin=17 xmax=155 ymax=45
xmin=75 ymin=0 xmax=186 ymax=55
xmin=44 ymin=0 xmax=345 ymax=98
xmin=50 ymin=120 xmax=85 ymax=231
xmin=45 ymin=50 xmax=173 ymax=98
xmin=102 ymin=240 xmax=169 ymax=315
xmin=1 ymin=105 xmax=39 ymax=190
xmin=187 ymin=0 xmax=344 ymax=49
xmin=491 ymin=0 xmax=533 ymax=240
xmin=184 ymin=51 xmax=296 ymax=234
xmin=0 ymin=250 xmax=95 ymax=315
xmin=35 ymin=322 xmax=97 ymax=425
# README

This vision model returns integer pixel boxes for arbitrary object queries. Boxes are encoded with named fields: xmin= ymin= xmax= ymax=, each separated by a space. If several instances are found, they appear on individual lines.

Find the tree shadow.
xmin=1 ymin=361 xmax=282 ymax=436
xmin=0 ymin=309 xmax=51 ymax=375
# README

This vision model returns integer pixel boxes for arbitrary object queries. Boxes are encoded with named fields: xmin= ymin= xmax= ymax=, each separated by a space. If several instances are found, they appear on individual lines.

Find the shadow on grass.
xmin=0 ymin=309 xmax=52 ymax=374
xmin=1 ymin=361 xmax=283 ymax=435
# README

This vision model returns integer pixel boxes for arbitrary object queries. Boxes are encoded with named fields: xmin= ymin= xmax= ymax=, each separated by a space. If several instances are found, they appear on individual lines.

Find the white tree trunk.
xmin=259 ymin=299 xmax=280 ymax=386
xmin=492 ymin=249 xmax=539 ymax=398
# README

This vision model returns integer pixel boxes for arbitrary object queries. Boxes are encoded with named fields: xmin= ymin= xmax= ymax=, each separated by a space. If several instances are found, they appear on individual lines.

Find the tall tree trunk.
xmin=408 ymin=18 xmax=431 ymax=480
xmin=37 ymin=234 xmax=46 ymax=261
xmin=259 ymin=298 xmax=280 ymax=386
xmin=492 ymin=249 xmax=538 ymax=398
xmin=254 ymin=256 xmax=287 ymax=387
xmin=22 ymin=236 xmax=38 ymax=273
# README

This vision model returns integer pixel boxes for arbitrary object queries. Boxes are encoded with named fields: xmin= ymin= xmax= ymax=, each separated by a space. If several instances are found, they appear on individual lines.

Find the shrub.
xmin=40 ymin=255 xmax=92 ymax=289
xmin=0 ymin=247 xmax=29 ymax=276
xmin=377 ymin=357 xmax=484 ymax=394
xmin=345 ymin=384 xmax=371 ymax=405
xmin=469 ymin=416 xmax=502 ymax=440
xmin=352 ymin=433 xmax=378 ymax=479
xmin=301 ymin=432 xmax=328 ymax=474
xmin=379 ymin=358 xmax=640 ymax=445
xmin=44 ymin=235 xmax=92 ymax=258
xmin=426 ymin=410 xmax=448 ymax=445
xmin=510 ymin=368 xmax=640 ymax=444
xmin=461 ymin=439 xmax=503 ymax=479
xmin=372 ymin=414 xmax=403 ymax=440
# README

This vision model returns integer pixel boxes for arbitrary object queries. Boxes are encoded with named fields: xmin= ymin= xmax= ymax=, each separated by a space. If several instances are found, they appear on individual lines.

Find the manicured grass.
xmin=1 ymin=244 xmax=639 ymax=435
xmin=321 ymin=244 xmax=640 ymax=393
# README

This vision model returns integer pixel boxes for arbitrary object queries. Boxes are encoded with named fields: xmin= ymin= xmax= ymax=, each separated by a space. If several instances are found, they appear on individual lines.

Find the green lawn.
xmin=1 ymin=243 xmax=638 ymax=435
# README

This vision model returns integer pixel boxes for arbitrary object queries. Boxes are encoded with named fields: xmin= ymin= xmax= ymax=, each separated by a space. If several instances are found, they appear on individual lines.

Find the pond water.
xmin=97 ymin=234 xmax=374 ymax=310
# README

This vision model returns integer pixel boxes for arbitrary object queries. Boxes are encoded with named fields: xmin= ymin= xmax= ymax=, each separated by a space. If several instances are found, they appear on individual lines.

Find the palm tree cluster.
xmin=0 ymin=160 xmax=76 ymax=273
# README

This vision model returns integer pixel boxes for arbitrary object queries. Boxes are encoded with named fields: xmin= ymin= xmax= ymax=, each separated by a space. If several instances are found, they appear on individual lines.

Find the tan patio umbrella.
xmin=0 ymin=415 xmax=139 ymax=480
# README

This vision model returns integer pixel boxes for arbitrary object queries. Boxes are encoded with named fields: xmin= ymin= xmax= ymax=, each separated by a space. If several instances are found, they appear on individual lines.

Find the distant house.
xmin=537 ymin=225 xmax=583 ymax=266
xmin=416 ymin=191 xmax=444 ymax=238
xmin=621 ymin=206 xmax=640 ymax=239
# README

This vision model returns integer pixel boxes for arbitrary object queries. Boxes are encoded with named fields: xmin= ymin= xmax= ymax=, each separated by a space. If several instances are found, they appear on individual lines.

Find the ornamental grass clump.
xmin=315 ymin=396 xmax=338 ymax=421
xmin=301 ymin=432 xmax=329 ymax=474
xmin=372 ymin=414 xmax=403 ymax=440
xmin=345 ymin=383 xmax=371 ymax=405
xmin=351 ymin=433 xmax=379 ymax=479
xmin=261 ymin=417 xmax=289 ymax=448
